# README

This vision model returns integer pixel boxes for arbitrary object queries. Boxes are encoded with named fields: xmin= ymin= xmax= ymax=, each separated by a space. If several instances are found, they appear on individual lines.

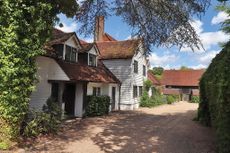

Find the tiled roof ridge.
xmin=96 ymin=38 xmax=140 ymax=44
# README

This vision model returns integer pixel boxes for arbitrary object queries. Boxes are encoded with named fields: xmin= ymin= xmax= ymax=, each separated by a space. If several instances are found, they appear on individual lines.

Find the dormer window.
xmin=88 ymin=53 xmax=97 ymax=67
xmin=65 ymin=45 xmax=77 ymax=62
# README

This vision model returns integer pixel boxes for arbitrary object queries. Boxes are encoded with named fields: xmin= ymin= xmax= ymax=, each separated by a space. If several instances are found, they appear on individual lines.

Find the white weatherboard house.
xmin=94 ymin=16 xmax=149 ymax=110
xmin=30 ymin=29 xmax=120 ymax=117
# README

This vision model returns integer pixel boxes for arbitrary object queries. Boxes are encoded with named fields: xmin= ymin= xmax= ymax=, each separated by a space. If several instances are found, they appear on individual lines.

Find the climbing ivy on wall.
xmin=198 ymin=42 xmax=230 ymax=153
xmin=0 ymin=0 xmax=79 ymax=148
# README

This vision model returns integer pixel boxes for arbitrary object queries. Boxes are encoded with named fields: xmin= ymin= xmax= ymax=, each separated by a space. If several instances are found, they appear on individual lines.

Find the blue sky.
xmin=56 ymin=0 xmax=230 ymax=70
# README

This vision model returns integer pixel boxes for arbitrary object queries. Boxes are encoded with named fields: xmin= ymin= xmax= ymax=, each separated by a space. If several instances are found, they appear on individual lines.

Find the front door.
xmin=111 ymin=87 xmax=116 ymax=110
xmin=63 ymin=84 xmax=76 ymax=116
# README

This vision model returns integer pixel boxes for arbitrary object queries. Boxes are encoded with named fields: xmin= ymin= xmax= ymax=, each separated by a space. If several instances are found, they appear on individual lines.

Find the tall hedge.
xmin=198 ymin=42 xmax=230 ymax=153
xmin=85 ymin=96 xmax=110 ymax=117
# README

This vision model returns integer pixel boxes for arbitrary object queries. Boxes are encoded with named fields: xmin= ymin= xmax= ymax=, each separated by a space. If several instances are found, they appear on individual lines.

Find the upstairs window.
xmin=139 ymin=86 xmax=143 ymax=96
xmin=89 ymin=54 xmax=97 ymax=67
xmin=133 ymin=86 xmax=138 ymax=98
xmin=65 ymin=45 xmax=77 ymax=62
xmin=134 ymin=60 xmax=138 ymax=73
xmin=93 ymin=87 xmax=101 ymax=96
xmin=143 ymin=65 xmax=146 ymax=76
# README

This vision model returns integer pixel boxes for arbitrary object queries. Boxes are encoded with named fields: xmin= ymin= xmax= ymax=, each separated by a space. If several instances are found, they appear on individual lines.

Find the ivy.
xmin=0 ymin=0 xmax=79 ymax=148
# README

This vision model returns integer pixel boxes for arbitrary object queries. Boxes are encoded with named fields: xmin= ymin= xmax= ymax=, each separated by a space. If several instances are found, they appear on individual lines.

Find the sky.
xmin=56 ymin=0 xmax=230 ymax=70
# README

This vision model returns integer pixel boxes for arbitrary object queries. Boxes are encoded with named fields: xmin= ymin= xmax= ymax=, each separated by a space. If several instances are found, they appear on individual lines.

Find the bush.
xmin=190 ymin=96 xmax=199 ymax=103
xmin=22 ymin=98 xmax=62 ymax=137
xmin=144 ymin=80 xmax=153 ymax=92
xmin=198 ymin=42 xmax=230 ymax=153
xmin=140 ymin=91 xmax=164 ymax=107
xmin=85 ymin=96 xmax=110 ymax=117
xmin=166 ymin=95 xmax=175 ymax=104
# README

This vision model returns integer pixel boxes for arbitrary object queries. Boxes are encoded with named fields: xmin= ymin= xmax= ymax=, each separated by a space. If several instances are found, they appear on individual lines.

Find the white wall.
xmin=131 ymin=46 xmax=148 ymax=108
xmin=30 ymin=56 xmax=69 ymax=110
xmin=102 ymin=44 xmax=148 ymax=110
xmin=75 ymin=83 xmax=83 ymax=117
xmin=102 ymin=59 xmax=133 ymax=110
xmin=87 ymin=82 xmax=120 ymax=111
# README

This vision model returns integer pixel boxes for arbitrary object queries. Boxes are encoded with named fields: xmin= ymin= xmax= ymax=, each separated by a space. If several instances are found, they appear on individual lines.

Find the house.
xmin=93 ymin=16 xmax=149 ymax=110
xmin=160 ymin=70 xmax=205 ymax=101
xmin=30 ymin=28 xmax=120 ymax=117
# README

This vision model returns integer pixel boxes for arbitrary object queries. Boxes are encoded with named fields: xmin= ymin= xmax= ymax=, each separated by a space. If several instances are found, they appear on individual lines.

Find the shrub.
xmin=198 ymin=42 xmax=230 ymax=153
xmin=166 ymin=95 xmax=176 ymax=104
xmin=140 ymin=91 xmax=164 ymax=107
xmin=22 ymin=98 xmax=62 ymax=137
xmin=190 ymin=96 xmax=200 ymax=103
xmin=85 ymin=96 xmax=110 ymax=117
xmin=144 ymin=80 xmax=153 ymax=92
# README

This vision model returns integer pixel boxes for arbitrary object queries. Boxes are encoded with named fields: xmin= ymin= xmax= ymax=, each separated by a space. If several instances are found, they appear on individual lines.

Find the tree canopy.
xmin=76 ymin=0 xmax=211 ymax=52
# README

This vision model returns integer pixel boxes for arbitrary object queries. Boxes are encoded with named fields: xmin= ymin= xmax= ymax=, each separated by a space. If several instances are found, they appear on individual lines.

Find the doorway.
xmin=111 ymin=87 xmax=116 ymax=110
xmin=63 ymin=84 xmax=76 ymax=116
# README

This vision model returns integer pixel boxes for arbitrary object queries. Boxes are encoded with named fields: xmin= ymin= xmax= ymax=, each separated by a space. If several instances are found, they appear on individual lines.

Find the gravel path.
xmin=17 ymin=101 xmax=216 ymax=153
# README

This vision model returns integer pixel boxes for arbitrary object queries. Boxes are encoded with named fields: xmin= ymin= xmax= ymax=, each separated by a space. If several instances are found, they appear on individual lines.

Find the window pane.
xmin=143 ymin=65 xmax=146 ymax=76
xmin=133 ymin=86 xmax=138 ymax=98
xmin=65 ymin=45 xmax=71 ymax=62
xmin=89 ymin=54 xmax=96 ymax=66
xmin=134 ymin=60 xmax=138 ymax=73
xmin=97 ymin=88 xmax=101 ymax=96
xmin=139 ymin=86 xmax=143 ymax=96
xmin=93 ymin=87 xmax=97 ymax=96
xmin=71 ymin=51 xmax=76 ymax=62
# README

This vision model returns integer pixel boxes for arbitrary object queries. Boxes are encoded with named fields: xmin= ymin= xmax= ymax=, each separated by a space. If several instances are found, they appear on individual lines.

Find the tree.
xmin=151 ymin=67 xmax=164 ymax=75
xmin=180 ymin=66 xmax=192 ymax=70
xmin=0 ymin=0 xmax=79 ymax=148
xmin=77 ymin=0 xmax=211 ymax=52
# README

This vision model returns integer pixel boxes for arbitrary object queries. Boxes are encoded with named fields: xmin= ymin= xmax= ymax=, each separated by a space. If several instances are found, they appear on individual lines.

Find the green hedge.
xmin=85 ymin=96 xmax=110 ymax=117
xmin=140 ymin=91 xmax=164 ymax=107
xmin=166 ymin=95 xmax=179 ymax=104
xmin=190 ymin=96 xmax=200 ymax=103
xmin=198 ymin=42 xmax=230 ymax=153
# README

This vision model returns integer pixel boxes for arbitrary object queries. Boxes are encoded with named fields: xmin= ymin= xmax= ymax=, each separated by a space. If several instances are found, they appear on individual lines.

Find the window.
xmin=89 ymin=54 xmax=97 ymax=66
xmin=139 ymin=86 xmax=143 ymax=96
xmin=51 ymin=83 xmax=59 ymax=102
xmin=143 ymin=65 xmax=146 ymax=76
xmin=65 ymin=45 xmax=77 ymax=62
xmin=133 ymin=86 xmax=138 ymax=98
xmin=134 ymin=60 xmax=138 ymax=73
xmin=93 ymin=87 xmax=101 ymax=96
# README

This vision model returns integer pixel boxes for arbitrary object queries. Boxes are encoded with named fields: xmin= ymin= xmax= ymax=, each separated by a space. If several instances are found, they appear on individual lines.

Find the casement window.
xmin=134 ymin=60 xmax=138 ymax=73
xmin=65 ymin=45 xmax=77 ymax=62
xmin=139 ymin=86 xmax=143 ymax=96
xmin=133 ymin=86 xmax=138 ymax=98
xmin=88 ymin=54 xmax=97 ymax=66
xmin=143 ymin=65 xmax=146 ymax=76
xmin=93 ymin=87 xmax=101 ymax=96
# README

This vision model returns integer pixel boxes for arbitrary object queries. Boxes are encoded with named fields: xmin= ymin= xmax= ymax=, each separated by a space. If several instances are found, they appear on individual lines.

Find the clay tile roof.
xmin=103 ymin=33 xmax=117 ymax=41
xmin=56 ymin=59 xmax=120 ymax=84
xmin=47 ymin=28 xmax=75 ymax=46
xmin=79 ymin=43 xmax=95 ymax=53
xmin=147 ymin=71 xmax=161 ymax=85
xmin=96 ymin=39 xmax=140 ymax=59
xmin=161 ymin=70 xmax=205 ymax=87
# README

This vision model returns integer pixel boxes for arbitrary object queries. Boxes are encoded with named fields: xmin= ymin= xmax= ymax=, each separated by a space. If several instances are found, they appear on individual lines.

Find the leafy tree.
xmin=180 ymin=66 xmax=192 ymax=70
xmin=151 ymin=67 xmax=164 ymax=75
xmin=0 ymin=0 xmax=79 ymax=148
xmin=77 ymin=0 xmax=211 ymax=52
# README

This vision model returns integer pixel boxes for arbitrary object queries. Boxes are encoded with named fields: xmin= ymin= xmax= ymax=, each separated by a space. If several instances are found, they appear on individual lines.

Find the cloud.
xmin=181 ymin=19 xmax=229 ymax=52
xmin=55 ymin=23 xmax=77 ymax=33
xmin=212 ymin=11 xmax=229 ymax=25
xmin=149 ymin=53 xmax=178 ymax=69
xmin=198 ymin=50 xmax=219 ymax=65
xmin=190 ymin=64 xmax=207 ymax=69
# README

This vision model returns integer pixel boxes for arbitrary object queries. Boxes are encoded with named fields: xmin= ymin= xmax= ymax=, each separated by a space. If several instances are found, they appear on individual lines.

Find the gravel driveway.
xmin=17 ymin=101 xmax=216 ymax=153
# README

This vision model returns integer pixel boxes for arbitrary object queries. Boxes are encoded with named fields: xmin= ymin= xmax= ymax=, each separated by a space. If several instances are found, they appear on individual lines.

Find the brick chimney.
xmin=94 ymin=16 xmax=104 ymax=42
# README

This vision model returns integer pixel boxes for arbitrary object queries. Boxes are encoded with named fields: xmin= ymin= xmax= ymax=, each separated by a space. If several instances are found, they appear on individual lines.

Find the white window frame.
xmin=88 ymin=53 xmax=97 ymax=67
xmin=64 ymin=44 xmax=78 ymax=62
